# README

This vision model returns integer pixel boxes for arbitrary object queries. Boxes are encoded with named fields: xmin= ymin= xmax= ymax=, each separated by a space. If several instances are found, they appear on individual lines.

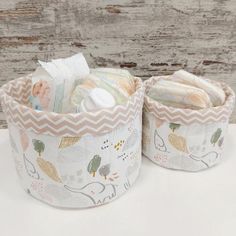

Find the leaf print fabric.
xmin=210 ymin=128 xmax=222 ymax=146
xmin=59 ymin=136 xmax=81 ymax=149
xmin=37 ymin=158 xmax=61 ymax=183
xmin=142 ymin=111 xmax=228 ymax=171
xmin=7 ymin=112 xmax=142 ymax=208
xmin=87 ymin=155 xmax=101 ymax=177
xmin=168 ymin=133 xmax=188 ymax=154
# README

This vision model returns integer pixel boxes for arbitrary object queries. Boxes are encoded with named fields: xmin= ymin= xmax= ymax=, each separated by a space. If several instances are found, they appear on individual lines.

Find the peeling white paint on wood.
xmin=0 ymin=0 xmax=236 ymax=127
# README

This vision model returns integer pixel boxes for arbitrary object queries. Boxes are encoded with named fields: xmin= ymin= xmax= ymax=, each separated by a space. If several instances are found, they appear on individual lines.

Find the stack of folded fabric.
xmin=29 ymin=53 xmax=136 ymax=113
xmin=147 ymin=69 xmax=226 ymax=109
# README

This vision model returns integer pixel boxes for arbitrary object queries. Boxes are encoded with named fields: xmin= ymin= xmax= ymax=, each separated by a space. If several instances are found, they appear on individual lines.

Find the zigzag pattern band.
xmin=0 ymin=75 xmax=144 ymax=136
xmin=144 ymin=76 xmax=235 ymax=125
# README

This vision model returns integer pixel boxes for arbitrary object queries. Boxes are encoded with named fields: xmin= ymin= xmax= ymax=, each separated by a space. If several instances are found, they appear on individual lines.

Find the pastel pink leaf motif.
xmin=155 ymin=118 xmax=164 ymax=128
xmin=20 ymin=129 xmax=29 ymax=152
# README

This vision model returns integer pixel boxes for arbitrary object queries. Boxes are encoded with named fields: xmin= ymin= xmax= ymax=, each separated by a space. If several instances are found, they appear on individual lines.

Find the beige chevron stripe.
xmin=3 ymin=94 xmax=143 ymax=136
xmin=2 ymin=76 xmax=31 ymax=106
xmin=0 ymin=75 xmax=144 ymax=136
xmin=144 ymin=99 xmax=232 ymax=120
xmin=145 ymin=109 xmax=229 ymax=125
xmin=6 ymin=103 xmax=141 ymax=134
xmin=6 ymin=109 xmax=142 ymax=136
xmin=145 ymin=105 xmax=229 ymax=121
xmin=144 ymin=76 xmax=235 ymax=125
xmin=5 ymin=96 xmax=142 ymax=128
xmin=145 ymin=99 xmax=232 ymax=124
xmin=5 ymin=85 xmax=142 ymax=124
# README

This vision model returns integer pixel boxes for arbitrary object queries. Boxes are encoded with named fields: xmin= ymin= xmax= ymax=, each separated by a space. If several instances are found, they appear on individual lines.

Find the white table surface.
xmin=0 ymin=126 xmax=236 ymax=236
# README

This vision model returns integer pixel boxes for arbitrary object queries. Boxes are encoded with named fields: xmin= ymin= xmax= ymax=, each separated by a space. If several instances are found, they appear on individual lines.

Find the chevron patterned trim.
xmin=0 ymin=75 xmax=144 ymax=136
xmin=144 ymin=76 xmax=235 ymax=125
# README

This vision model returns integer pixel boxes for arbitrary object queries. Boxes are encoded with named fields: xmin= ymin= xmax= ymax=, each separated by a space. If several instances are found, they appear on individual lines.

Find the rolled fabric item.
xmin=171 ymin=70 xmax=225 ymax=106
xmin=90 ymin=68 xmax=136 ymax=97
xmin=71 ymin=69 xmax=136 ymax=112
xmin=70 ymin=75 xmax=97 ymax=110
xmin=80 ymin=88 xmax=116 ymax=112
xmin=70 ymin=74 xmax=128 ymax=112
xmin=29 ymin=53 xmax=90 ymax=113
xmin=147 ymin=79 xmax=212 ymax=109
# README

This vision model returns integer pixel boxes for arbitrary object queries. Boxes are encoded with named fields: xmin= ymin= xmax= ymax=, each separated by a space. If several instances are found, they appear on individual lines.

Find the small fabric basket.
xmin=143 ymin=76 xmax=235 ymax=171
xmin=0 ymin=74 xmax=144 ymax=208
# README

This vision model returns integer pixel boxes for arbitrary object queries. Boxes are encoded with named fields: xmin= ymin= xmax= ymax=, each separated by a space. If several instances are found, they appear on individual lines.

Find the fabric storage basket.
xmin=142 ymin=76 xmax=235 ymax=171
xmin=0 ymin=74 xmax=144 ymax=208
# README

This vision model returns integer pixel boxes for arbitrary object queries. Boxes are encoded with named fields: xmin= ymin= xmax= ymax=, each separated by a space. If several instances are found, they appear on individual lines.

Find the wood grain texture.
xmin=0 ymin=0 xmax=236 ymax=128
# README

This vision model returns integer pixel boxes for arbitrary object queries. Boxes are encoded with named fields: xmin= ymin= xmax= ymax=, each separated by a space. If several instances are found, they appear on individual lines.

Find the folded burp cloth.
xmin=29 ymin=53 xmax=90 ymax=113
xmin=71 ymin=68 xmax=136 ymax=112
xmin=172 ymin=70 xmax=225 ymax=106
xmin=147 ymin=70 xmax=225 ymax=109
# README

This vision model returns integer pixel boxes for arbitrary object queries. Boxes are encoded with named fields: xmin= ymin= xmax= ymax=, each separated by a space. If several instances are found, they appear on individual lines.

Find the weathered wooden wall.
xmin=0 ymin=0 xmax=236 ymax=127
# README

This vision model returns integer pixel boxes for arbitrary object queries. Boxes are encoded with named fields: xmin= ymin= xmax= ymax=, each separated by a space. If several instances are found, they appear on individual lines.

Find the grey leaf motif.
xmin=9 ymin=134 xmax=18 ymax=153
xmin=64 ymin=182 xmax=117 ymax=205
xmin=124 ymin=178 xmax=131 ymax=190
xmin=154 ymin=130 xmax=167 ymax=152
xmin=126 ymin=161 xmax=139 ymax=176
xmin=218 ymin=137 xmax=224 ymax=147
xmin=99 ymin=164 xmax=110 ymax=180
xmin=189 ymin=151 xmax=219 ymax=168
xmin=123 ymin=129 xmax=139 ymax=151
xmin=23 ymin=154 xmax=40 ymax=179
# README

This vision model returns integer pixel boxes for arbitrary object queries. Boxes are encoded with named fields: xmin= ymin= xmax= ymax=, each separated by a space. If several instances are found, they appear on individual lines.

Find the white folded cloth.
xmin=80 ymin=88 xmax=116 ymax=112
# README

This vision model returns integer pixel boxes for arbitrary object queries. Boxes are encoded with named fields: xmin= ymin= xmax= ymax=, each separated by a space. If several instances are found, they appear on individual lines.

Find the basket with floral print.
xmin=0 ymin=74 xmax=144 ymax=208
xmin=143 ymin=76 xmax=235 ymax=171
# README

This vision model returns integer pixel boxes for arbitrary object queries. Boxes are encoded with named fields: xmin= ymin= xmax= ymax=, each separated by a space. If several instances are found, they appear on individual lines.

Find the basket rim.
xmin=144 ymin=75 xmax=235 ymax=124
xmin=0 ymin=74 xmax=144 ymax=136
xmin=0 ymin=75 xmax=143 ymax=117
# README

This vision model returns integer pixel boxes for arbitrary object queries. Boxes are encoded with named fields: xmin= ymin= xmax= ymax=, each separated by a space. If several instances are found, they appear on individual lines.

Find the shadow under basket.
xmin=142 ymin=76 xmax=235 ymax=172
xmin=0 ymin=74 xmax=144 ymax=208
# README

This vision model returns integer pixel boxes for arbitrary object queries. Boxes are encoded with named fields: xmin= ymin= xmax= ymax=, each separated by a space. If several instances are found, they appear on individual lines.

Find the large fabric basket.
xmin=0 ymin=74 xmax=144 ymax=208
xmin=143 ymin=76 xmax=235 ymax=171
